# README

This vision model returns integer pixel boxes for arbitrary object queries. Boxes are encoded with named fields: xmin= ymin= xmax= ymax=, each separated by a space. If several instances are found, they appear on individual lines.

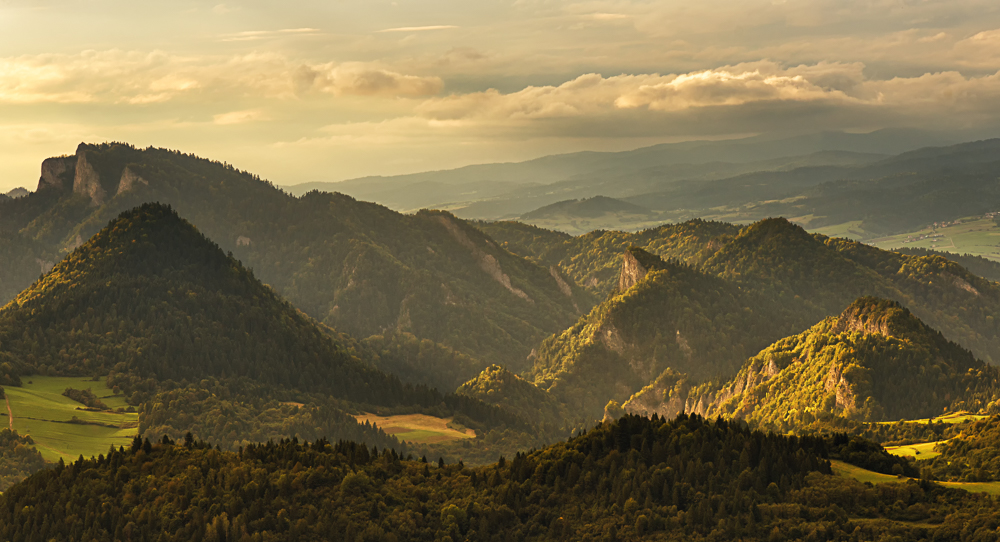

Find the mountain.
xmin=484 ymin=217 xmax=1000 ymax=367
xmin=626 ymin=298 xmax=999 ymax=430
xmin=3 ymin=188 xmax=27 ymax=199
xmin=283 ymin=130 xmax=936 ymax=218
xmin=520 ymin=196 xmax=651 ymax=221
xmin=0 ymin=143 xmax=591 ymax=376
xmin=637 ymin=138 xmax=1000 ymax=237
xmin=456 ymin=365 xmax=568 ymax=428
xmin=518 ymin=248 xmax=801 ymax=418
xmin=463 ymin=218 xmax=1000 ymax=425
xmin=479 ymin=218 xmax=739 ymax=295
xmin=0 ymin=203 xmax=525 ymax=452
xmin=516 ymin=196 xmax=659 ymax=235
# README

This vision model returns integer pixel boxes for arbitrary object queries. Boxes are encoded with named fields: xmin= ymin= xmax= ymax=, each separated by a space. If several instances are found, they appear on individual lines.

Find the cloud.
xmin=293 ymin=62 xmax=443 ymax=97
xmin=377 ymin=25 xmax=458 ymax=33
xmin=0 ymin=50 xmax=442 ymax=104
xmin=412 ymin=61 xmax=1000 ymax=138
xmin=213 ymin=109 xmax=269 ymax=125
xmin=220 ymin=28 xmax=321 ymax=42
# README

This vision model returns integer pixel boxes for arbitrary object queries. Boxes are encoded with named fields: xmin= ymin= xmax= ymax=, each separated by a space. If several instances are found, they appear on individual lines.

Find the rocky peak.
xmin=833 ymin=297 xmax=917 ymax=339
xmin=37 ymin=155 xmax=77 ymax=192
xmin=618 ymin=250 xmax=649 ymax=292
xmin=117 ymin=166 xmax=148 ymax=196
xmin=72 ymin=146 xmax=106 ymax=206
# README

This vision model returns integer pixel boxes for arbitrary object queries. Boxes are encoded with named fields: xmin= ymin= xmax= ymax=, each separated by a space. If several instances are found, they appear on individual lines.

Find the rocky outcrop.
xmin=73 ymin=148 xmax=106 ymax=206
xmin=823 ymin=364 xmax=859 ymax=412
xmin=35 ymin=258 xmax=54 ymax=275
xmin=599 ymin=324 xmax=626 ymax=354
xmin=624 ymin=355 xmax=785 ymax=421
xmin=942 ymin=272 xmax=980 ymax=297
xmin=37 ymin=156 xmax=76 ymax=192
xmin=832 ymin=297 xmax=912 ymax=339
xmin=618 ymin=250 xmax=648 ymax=292
xmin=434 ymin=215 xmax=533 ymax=303
xmin=117 ymin=167 xmax=148 ymax=196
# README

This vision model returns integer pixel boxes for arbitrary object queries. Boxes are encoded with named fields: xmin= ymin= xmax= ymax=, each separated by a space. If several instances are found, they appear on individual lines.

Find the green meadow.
xmin=6 ymin=376 xmax=138 ymax=462
xmin=832 ymin=460 xmax=1000 ymax=496
xmin=885 ymin=440 xmax=948 ymax=460
xmin=876 ymin=411 xmax=986 ymax=425
xmin=868 ymin=216 xmax=1000 ymax=260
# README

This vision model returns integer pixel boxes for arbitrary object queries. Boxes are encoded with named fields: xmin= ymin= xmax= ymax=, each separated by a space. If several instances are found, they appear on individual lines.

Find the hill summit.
xmin=1 ymin=202 xmax=408 ymax=404
xmin=625 ymin=296 xmax=998 ymax=428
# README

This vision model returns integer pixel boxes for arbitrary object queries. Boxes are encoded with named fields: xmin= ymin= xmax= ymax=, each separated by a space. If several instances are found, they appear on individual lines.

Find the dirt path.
xmin=4 ymin=396 xmax=12 ymax=431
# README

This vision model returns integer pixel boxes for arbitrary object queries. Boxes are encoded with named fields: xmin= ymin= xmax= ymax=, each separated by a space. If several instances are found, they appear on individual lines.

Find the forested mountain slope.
xmin=0 ymin=204 xmax=525 ymax=452
xmin=626 ymin=298 xmax=1000 ymax=431
xmin=13 ymin=413 xmax=996 ymax=542
xmin=484 ymin=217 xmax=1000 ymax=366
xmin=520 ymin=248 xmax=800 ymax=418
xmin=0 ymin=143 xmax=590 ymax=375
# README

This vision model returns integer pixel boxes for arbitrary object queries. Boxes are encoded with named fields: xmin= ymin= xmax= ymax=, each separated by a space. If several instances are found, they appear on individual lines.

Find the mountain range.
xmin=284 ymin=131 xmax=1000 ymax=242
xmin=0 ymin=143 xmax=590 ymax=382
xmin=5 ymin=139 xmax=1000 ymax=539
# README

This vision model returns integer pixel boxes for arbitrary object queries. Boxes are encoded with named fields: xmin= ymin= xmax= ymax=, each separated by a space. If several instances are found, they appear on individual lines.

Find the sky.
xmin=3 ymin=0 xmax=1000 ymax=192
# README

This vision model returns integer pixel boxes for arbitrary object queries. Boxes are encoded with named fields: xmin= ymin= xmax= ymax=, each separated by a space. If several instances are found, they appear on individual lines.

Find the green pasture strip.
xmin=7 ymin=376 xmax=138 ymax=463
xmin=810 ymin=220 xmax=868 ymax=240
xmin=831 ymin=460 xmax=1000 ymax=496
xmin=885 ymin=440 xmax=948 ymax=460
xmin=876 ymin=411 xmax=985 ymax=425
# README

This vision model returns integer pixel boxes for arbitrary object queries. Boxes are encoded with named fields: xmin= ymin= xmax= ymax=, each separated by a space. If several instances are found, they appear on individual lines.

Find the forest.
xmin=8 ymin=414 xmax=995 ymax=542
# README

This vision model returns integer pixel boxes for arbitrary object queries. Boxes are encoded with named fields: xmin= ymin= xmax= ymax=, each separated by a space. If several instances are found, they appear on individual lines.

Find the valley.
xmin=869 ymin=214 xmax=1000 ymax=259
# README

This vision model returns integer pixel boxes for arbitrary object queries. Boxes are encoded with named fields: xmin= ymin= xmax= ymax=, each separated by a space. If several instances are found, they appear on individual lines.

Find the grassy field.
xmin=6 ymin=376 xmax=138 ymax=462
xmin=522 ymin=212 xmax=669 ymax=236
xmin=355 ymin=413 xmax=476 ymax=444
xmin=831 ymin=460 xmax=1000 ymax=495
xmin=885 ymin=440 xmax=949 ymax=460
xmin=809 ymin=220 xmax=870 ymax=240
xmin=876 ymin=411 xmax=986 ymax=425
xmin=866 ymin=215 xmax=1000 ymax=260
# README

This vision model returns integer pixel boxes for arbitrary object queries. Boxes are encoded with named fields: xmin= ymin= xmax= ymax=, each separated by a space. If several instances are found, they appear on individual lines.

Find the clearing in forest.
xmin=5 ymin=376 xmax=138 ymax=462
xmin=831 ymin=460 xmax=1000 ymax=496
xmin=877 ymin=411 xmax=986 ymax=425
xmin=354 ymin=413 xmax=476 ymax=444
xmin=884 ymin=440 xmax=949 ymax=460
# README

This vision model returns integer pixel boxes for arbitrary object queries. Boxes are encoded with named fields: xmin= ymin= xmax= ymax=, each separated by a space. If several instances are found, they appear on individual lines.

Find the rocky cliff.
xmin=37 ymin=155 xmax=76 ymax=192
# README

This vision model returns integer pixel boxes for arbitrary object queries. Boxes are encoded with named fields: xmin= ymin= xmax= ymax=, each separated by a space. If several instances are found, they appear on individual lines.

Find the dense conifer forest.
xmin=9 ymin=414 xmax=994 ymax=542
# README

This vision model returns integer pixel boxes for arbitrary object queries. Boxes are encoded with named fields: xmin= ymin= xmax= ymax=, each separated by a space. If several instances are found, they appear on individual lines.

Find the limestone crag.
xmin=617 ymin=250 xmax=648 ymax=292
xmin=942 ymin=272 xmax=980 ymax=297
xmin=72 ymin=148 xmax=106 ymax=206
xmin=38 ymin=156 xmax=76 ymax=192
xmin=117 ymin=167 xmax=149 ymax=196
xmin=823 ymin=364 xmax=860 ymax=412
